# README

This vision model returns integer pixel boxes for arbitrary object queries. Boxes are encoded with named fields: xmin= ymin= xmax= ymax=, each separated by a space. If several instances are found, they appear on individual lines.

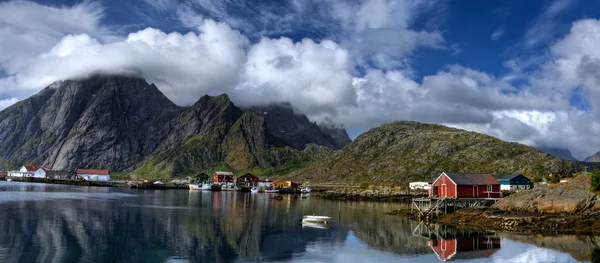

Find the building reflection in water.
xmin=413 ymin=223 xmax=501 ymax=262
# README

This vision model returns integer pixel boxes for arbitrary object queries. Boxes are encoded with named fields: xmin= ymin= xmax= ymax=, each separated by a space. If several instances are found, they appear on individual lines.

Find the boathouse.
xmin=76 ymin=169 xmax=110 ymax=181
xmin=495 ymin=174 xmax=531 ymax=190
xmin=214 ymin=171 xmax=234 ymax=184
xmin=236 ymin=173 xmax=259 ymax=186
xmin=429 ymin=172 xmax=501 ymax=199
xmin=271 ymin=180 xmax=289 ymax=188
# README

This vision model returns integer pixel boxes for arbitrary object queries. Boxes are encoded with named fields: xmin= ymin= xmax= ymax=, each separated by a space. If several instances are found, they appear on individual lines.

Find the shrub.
xmin=548 ymin=175 xmax=560 ymax=184
xmin=591 ymin=170 xmax=600 ymax=191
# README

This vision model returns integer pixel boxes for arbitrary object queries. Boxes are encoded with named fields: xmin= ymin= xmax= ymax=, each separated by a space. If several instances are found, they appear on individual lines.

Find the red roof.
xmin=76 ymin=169 xmax=110 ymax=175
xmin=23 ymin=165 xmax=39 ymax=172
xmin=443 ymin=173 xmax=499 ymax=185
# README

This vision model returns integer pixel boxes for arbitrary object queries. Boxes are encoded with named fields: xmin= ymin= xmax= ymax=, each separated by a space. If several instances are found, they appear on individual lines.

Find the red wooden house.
xmin=236 ymin=173 xmax=259 ymax=186
xmin=214 ymin=171 xmax=234 ymax=184
xmin=429 ymin=236 xmax=500 ymax=261
xmin=429 ymin=172 xmax=501 ymax=199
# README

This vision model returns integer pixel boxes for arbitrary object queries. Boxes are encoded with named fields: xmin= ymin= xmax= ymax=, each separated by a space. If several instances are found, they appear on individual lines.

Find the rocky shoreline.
xmin=312 ymin=186 xmax=426 ymax=201
xmin=387 ymin=174 xmax=600 ymax=234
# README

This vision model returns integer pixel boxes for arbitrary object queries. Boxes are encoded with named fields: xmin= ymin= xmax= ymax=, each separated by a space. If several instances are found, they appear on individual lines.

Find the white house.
xmin=8 ymin=165 xmax=39 ymax=177
xmin=257 ymin=180 xmax=271 ymax=188
xmin=409 ymin=182 xmax=432 ymax=190
xmin=34 ymin=167 xmax=52 ymax=178
xmin=496 ymin=174 xmax=532 ymax=191
xmin=76 ymin=169 xmax=110 ymax=181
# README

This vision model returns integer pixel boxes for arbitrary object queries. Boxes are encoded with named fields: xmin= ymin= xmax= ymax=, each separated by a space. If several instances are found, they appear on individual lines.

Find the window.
xmin=487 ymin=185 xmax=492 ymax=192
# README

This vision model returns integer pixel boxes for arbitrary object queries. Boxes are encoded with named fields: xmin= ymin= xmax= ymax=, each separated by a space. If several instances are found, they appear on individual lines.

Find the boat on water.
xmin=264 ymin=189 xmax=279 ymax=193
xmin=301 ymin=187 xmax=312 ymax=193
xmin=189 ymin=183 xmax=213 ymax=190
xmin=6 ymin=178 xmax=12 ymax=182
xmin=222 ymin=185 xmax=239 ymax=191
xmin=250 ymin=187 xmax=260 ymax=193
xmin=302 ymin=215 xmax=332 ymax=224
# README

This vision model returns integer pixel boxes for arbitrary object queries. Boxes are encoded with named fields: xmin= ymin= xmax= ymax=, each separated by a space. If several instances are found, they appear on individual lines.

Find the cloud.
xmin=0 ymin=98 xmax=19 ymax=110
xmin=491 ymin=28 xmax=504 ymax=40
xmin=523 ymin=0 xmax=575 ymax=48
xmin=328 ymin=0 xmax=445 ymax=69
xmin=4 ymin=0 xmax=600 ymax=161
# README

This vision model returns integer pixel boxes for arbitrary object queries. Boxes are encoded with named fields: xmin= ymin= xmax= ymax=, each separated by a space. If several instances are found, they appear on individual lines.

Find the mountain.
xmin=538 ymin=147 xmax=578 ymax=161
xmin=0 ymin=74 xmax=350 ymax=177
xmin=245 ymin=103 xmax=351 ymax=150
xmin=285 ymin=121 xmax=577 ymax=183
xmin=585 ymin=151 xmax=600 ymax=162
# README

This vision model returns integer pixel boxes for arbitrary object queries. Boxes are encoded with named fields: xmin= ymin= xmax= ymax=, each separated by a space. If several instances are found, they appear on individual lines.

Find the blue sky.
xmin=2 ymin=0 xmax=600 ymax=159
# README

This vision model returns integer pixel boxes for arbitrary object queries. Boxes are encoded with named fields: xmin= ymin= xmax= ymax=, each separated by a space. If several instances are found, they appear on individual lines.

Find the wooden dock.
xmin=412 ymin=197 xmax=500 ymax=220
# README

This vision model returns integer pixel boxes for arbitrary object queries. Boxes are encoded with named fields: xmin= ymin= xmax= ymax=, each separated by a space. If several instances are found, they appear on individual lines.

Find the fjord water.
xmin=0 ymin=182 xmax=592 ymax=263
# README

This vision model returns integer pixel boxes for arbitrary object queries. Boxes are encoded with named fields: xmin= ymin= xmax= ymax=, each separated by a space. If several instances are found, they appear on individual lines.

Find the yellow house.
xmin=271 ymin=180 xmax=289 ymax=188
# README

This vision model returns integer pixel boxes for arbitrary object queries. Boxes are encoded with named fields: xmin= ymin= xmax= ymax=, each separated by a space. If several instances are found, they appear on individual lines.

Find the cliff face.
xmin=286 ymin=121 xmax=577 ymax=183
xmin=0 ymin=75 xmax=349 ymax=177
xmin=245 ymin=103 xmax=351 ymax=150
xmin=0 ymin=75 xmax=181 ymax=171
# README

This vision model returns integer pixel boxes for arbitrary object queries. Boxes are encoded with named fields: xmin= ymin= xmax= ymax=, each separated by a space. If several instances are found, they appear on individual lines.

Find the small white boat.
xmin=301 ymin=187 xmax=312 ymax=193
xmin=189 ymin=184 xmax=201 ymax=190
xmin=250 ymin=187 xmax=259 ymax=193
xmin=264 ymin=189 xmax=279 ymax=193
xmin=222 ymin=185 xmax=239 ymax=191
xmin=6 ymin=178 xmax=12 ymax=182
xmin=302 ymin=215 xmax=332 ymax=224
xmin=154 ymin=181 xmax=165 ymax=185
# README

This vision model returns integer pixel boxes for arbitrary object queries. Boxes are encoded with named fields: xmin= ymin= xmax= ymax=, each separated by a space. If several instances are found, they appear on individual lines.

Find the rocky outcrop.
xmin=287 ymin=121 xmax=576 ymax=183
xmin=585 ymin=151 xmax=600 ymax=162
xmin=492 ymin=175 xmax=600 ymax=214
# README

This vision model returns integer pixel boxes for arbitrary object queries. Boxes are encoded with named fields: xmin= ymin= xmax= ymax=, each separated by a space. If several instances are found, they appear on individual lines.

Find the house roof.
xmin=23 ymin=165 xmax=39 ymax=171
xmin=444 ymin=173 xmax=499 ymax=185
xmin=215 ymin=171 xmax=233 ymax=175
xmin=239 ymin=173 xmax=258 ymax=177
xmin=495 ymin=174 xmax=525 ymax=181
xmin=76 ymin=169 xmax=110 ymax=175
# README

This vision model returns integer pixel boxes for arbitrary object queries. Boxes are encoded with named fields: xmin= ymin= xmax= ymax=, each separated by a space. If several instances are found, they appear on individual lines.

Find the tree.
xmin=591 ymin=170 xmax=600 ymax=191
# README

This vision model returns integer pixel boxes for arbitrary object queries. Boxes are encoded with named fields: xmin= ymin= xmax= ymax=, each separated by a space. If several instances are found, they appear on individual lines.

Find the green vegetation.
xmin=285 ymin=121 xmax=577 ymax=183
xmin=591 ymin=170 xmax=600 ymax=191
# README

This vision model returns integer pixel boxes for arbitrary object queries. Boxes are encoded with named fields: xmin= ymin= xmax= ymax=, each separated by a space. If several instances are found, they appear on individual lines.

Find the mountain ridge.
xmin=285 ymin=121 xmax=582 ymax=182
xmin=0 ymin=74 xmax=351 ymax=177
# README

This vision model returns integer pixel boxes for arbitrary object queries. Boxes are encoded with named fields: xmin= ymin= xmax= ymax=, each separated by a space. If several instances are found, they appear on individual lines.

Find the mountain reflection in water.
xmin=0 ymin=182 xmax=593 ymax=263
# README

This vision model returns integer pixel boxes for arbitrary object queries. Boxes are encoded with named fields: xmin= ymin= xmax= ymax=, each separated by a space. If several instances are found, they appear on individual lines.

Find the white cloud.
xmin=2 ymin=20 xmax=249 ymax=105
xmin=328 ymin=0 xmax=445 ymax=69
xmin=0 ymin=98 xmax=19 ymax=110
xmin=4 ymin=0 xmax=600 ymax=161
xmin=523 ymin=0 xmax=575 ymax=48
xmin=491 ymin=28 xmax=504 ymax=40
xmin=0 ymin=1 xmax=110 ymax=74
xmin=234 ymin=37 xmax=356 ymax=114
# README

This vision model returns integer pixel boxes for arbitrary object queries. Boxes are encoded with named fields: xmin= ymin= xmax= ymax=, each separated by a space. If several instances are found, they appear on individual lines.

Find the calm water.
xmin=0 ymin=182 xmax=595 ymax=263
